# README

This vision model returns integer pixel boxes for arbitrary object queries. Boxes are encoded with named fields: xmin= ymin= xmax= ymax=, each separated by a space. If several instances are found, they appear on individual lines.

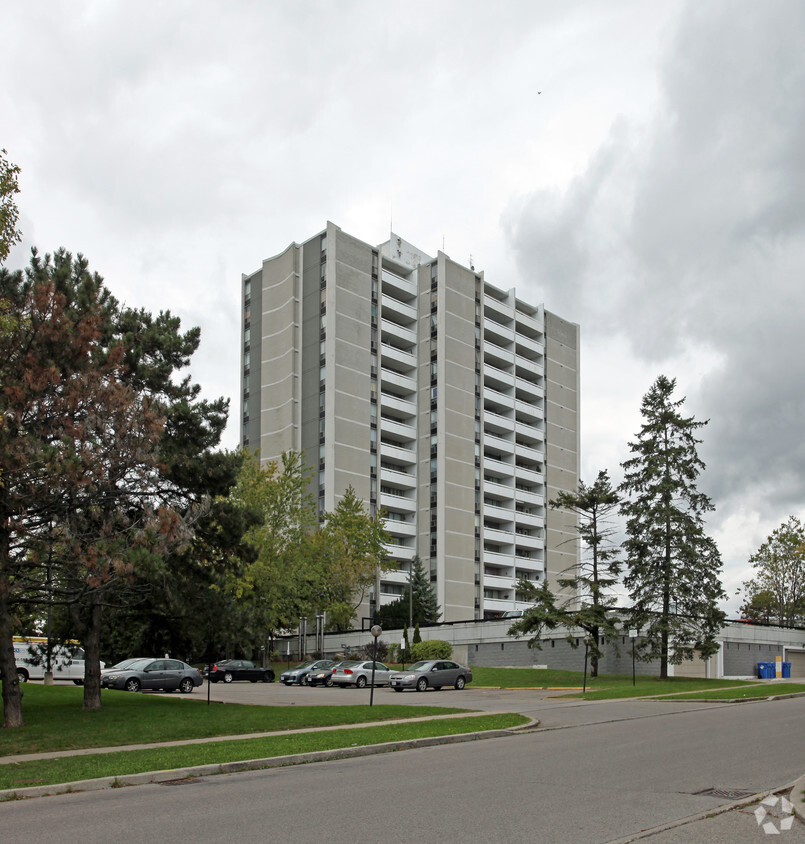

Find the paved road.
xmin=3 ymin=683 xmax=805 ymax=842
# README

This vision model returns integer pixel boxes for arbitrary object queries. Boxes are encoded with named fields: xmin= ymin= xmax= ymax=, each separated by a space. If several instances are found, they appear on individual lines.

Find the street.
xmin=3 ymin=684 xmax=805 ymax=842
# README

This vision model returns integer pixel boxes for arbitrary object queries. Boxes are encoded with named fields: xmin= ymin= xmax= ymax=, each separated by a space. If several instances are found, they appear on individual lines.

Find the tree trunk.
xmin=0 ymin=561 xmax=24 ymax=727
xmin=82 ymin=597 xmax=104 ymax=711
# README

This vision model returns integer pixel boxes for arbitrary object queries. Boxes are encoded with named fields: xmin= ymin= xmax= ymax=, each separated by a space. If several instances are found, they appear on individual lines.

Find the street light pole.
xmin=369 ymin=624 xmax=382 ymax=707
xmin=629 ymin=629 xmax=638 ymax=687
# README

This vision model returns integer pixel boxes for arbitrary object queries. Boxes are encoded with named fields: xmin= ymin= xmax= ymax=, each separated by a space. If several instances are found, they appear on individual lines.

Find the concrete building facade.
xmin=241 ymin=223 xmax=580 ymax=623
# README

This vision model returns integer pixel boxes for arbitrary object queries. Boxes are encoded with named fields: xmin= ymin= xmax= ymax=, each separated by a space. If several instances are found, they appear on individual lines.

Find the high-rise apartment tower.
xmin=241 ymin=223 xmax=579 ymax=623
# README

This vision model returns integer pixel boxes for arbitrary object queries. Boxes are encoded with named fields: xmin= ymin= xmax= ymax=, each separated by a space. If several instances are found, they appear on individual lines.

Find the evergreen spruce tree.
xmin=413 ymin=623 xmax=421 ymax=645
xmin=509 ymin=470 xmax=622 ymax=677
xmin=620 ymin=375 xmax=726 ymax=679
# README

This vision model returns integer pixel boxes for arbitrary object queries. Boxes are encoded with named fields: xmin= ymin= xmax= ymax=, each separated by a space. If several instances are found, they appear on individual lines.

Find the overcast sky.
xmin=2 ymin=1 xmax=803 ymax=614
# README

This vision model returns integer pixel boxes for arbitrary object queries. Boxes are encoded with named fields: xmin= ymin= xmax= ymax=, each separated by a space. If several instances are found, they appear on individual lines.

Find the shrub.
xmin=410 ymin=639 xmax=452 ymax=661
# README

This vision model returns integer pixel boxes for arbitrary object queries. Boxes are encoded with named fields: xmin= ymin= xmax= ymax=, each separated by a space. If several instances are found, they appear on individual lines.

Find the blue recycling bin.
xmin=757 ymin=662 xmax=774 ymax=679
xmin=783 ymin=662 xmax=791 ymax=678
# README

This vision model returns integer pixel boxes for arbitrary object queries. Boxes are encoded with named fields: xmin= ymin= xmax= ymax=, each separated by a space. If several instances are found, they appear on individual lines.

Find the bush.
xmin=360 ymin=639 xmax=389 ymax=662
xmin=410 ymin=639 xmax=452 ymax=661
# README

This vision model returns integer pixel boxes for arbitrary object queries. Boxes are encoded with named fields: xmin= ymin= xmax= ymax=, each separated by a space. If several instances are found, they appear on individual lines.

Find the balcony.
xmin=381 ymin=417 xmax=416 ymax=444
xmin=380 ymin=393 xmax=416 ymax=420
xmin=483 ymin=294 xmax=513 ymax=324
xmin=515 ymin=352 xmax=544 ymax=379
xmin=379 ymin=465 xmax=416 ymax=489
xmin=484 ymin=363 xmax=515 ymax=392
xmin=380 ymin=491 xmax=416 ymax=515
xmin=483 ymin=573 xmax=518 ymax=592
xmin=484 ymin=316 xmax=514 ymax=347
xmin=514 ymin=531 xmax=544 ymax=552
xmin=381 ymin=317 xmax=416 ymax=349
xmin=380 ymin=441 xmax=417 ymax=466
xmin=483 ymin=478 xmax=515 ymax=502
xmin=482 ymin=526 xmax=515 ymax=547
xmin=381 ymin=367 xmax=417 ymax=397
xmin=384 ymin=517 xmax=417 ymax=538
xmin=484 ymin=409 xmax=513 ymax=435
xmin=515 ymin=442 xmax=543 ymax=465
xmin=484 ymin=454 xmax=514 ymax=479
xmin=381 ymin=342 xmax=416 ymax=373
xmin=515 ymin=379 xmax=544 ymax=403
xmin=515 ymin=333 xmax=542 ymax=358
xmin=381 ymin=268 xmax=417 ymax=300
xmin=484 ymin=432 xmax=515 ymax=457
xmin=516 ymin=511 xmax=545 ymax=531
xmin=515 ymin=487 xmax=544 ymax=508
xmin=382 ymin=296 xmax=417 ymax=327
xmin=483 ymin=385 xmax=514 ymax=412
xmin=484 ymin=340 xmax=514 ymax=370
xmin=483 ymin=501 xmax=514 ymax=524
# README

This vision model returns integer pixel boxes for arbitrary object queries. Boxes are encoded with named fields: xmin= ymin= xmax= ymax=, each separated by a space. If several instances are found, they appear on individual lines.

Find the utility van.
xmin=10 ymin=636 xmax=101 ymax=685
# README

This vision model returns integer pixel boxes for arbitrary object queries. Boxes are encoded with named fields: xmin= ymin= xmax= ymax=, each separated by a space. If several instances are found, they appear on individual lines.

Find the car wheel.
xmin=250 ymin=678 xmax=258 ymax=683
xmin=263 ymin=671 xmax=275 ymax=683
xmin=284 ymin=681 xmax=293 ymax=686
xmin=16 ymin=669 xmax=28 ymax=684
xmin=325 ymin=676 xmax=333 ymax=687
xmin=223 ymin=671 xmax=233 ymax=684
xmin=179 ymin=677 xmax=194 ymax=694
xmin=72 ymin=679 xmax=84 ymax=686
xmin=356 ymin=675 xmax=367 ymax=689
xmin=455 ymin=676 xmax=466 ymax=690
xmin=125 ymin=677 xmax=141 ymax=693
xmin=416 ymin=677 xmax=427 ymax=692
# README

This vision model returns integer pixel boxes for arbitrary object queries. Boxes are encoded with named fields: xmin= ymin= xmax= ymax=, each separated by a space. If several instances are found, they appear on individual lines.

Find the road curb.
xmin=789 ymin=772 xmax=805 ymax=823
xmin=0 ymin=716 xmax=539 ymax=802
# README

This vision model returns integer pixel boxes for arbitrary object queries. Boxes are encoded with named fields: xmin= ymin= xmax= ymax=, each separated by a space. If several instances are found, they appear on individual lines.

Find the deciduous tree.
xmin=741 ymin=516 xmax=805 ymax=627
xmin=620 ymin=375 xmax=726 ymax=679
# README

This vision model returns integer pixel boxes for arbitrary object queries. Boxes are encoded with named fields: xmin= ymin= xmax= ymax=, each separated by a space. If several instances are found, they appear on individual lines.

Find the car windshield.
xmin=407 ymin=661 xmax=433 ymax=671
xmin=337 ymin=661 xmax=361 ymax=668
xmin=122 ymin=659 xmax=152 ymax=671
xmin=292 ymin=661 xmax=315 ymax=670
xmin=106 ymin=658 xmax=143 ymax=671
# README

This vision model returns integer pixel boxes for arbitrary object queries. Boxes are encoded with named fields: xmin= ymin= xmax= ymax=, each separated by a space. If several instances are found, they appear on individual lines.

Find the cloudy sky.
xmin=2 ymin=1 xmax=803 ymax=614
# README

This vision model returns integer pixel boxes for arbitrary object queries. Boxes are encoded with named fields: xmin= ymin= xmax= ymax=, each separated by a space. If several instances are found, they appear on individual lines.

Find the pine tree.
xmin=413 ymin=623 xmax=421 ymax=645
xmin=510 ymin=471 xmax=622 ymax=677
xmin=620 ymin=375 xmax=726 ymax=679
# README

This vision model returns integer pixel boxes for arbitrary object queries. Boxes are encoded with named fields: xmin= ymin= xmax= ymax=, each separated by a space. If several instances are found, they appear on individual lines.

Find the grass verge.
xmin=0 ymin=713 xmax=527 ymax=792
xmin=470 ymin=667 xmax=764 ymax=700
xmin=0 ymin=684 xmax=467 ymax=756
xmin=649 ymin=683 xmax=805 ymax=701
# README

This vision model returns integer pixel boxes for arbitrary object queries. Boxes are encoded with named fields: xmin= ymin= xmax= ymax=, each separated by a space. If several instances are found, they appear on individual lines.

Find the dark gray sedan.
xmin=100 ymin=658 xmax=203 ymax=694
xmin=388 ymin=659 xmax=473 ymax=692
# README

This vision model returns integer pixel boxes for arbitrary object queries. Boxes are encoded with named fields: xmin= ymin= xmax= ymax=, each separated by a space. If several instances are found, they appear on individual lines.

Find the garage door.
xmin=786 ymin=650 xmax=805 ymax=678
xmin=673 ymin=650 xmax=716 ymax=679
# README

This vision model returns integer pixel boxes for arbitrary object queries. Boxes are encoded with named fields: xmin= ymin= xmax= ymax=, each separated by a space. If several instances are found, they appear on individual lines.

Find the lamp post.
xmin=583 ymin=637 xmax=591 ymax=694
xmin=369 ymin=624 xmax=382 ymax=707
xmin=629 ymin=628 xmax=638 ymax=687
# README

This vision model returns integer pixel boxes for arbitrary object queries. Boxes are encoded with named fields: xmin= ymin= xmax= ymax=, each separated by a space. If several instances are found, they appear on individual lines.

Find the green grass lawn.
xmin=469 ymin=666 xmax=767 ymax=700
xmin=0 ymin=712 xmax=527 ymax=792
xmin=651 ymin=682 xmax=805 ymax=701
xmin=0 ymin=684 xmax=468 ymax=757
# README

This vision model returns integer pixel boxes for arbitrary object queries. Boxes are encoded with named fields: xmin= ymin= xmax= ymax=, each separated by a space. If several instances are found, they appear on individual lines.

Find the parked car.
xmin=305 ymin=662 xmax=347 ymax=687
xmin=280 ymin=659 xmax=335 ymax=686
xmin=388 ymin=660 xmax=473 ymax=692
xmin=331 ymin=660 xmax=392 ymax=688
xmin=205 ymin=659 xmax=275 ymax=684
xmin=501 ymin=610 xmax=524 ymax=619
xmin=100 ymin=658 xmax=203 ymax=693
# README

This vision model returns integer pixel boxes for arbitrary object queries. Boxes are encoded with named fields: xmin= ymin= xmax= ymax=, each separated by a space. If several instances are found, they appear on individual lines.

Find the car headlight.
xmin=403 ymin=674 xmax=415 ymax=681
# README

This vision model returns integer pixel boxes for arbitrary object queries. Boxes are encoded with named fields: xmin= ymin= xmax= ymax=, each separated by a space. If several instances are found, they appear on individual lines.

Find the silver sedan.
xmin=388 ymin=659 xmax=473 ymax=692
xmin=331 ymin=660 xmax=392 ymax=688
